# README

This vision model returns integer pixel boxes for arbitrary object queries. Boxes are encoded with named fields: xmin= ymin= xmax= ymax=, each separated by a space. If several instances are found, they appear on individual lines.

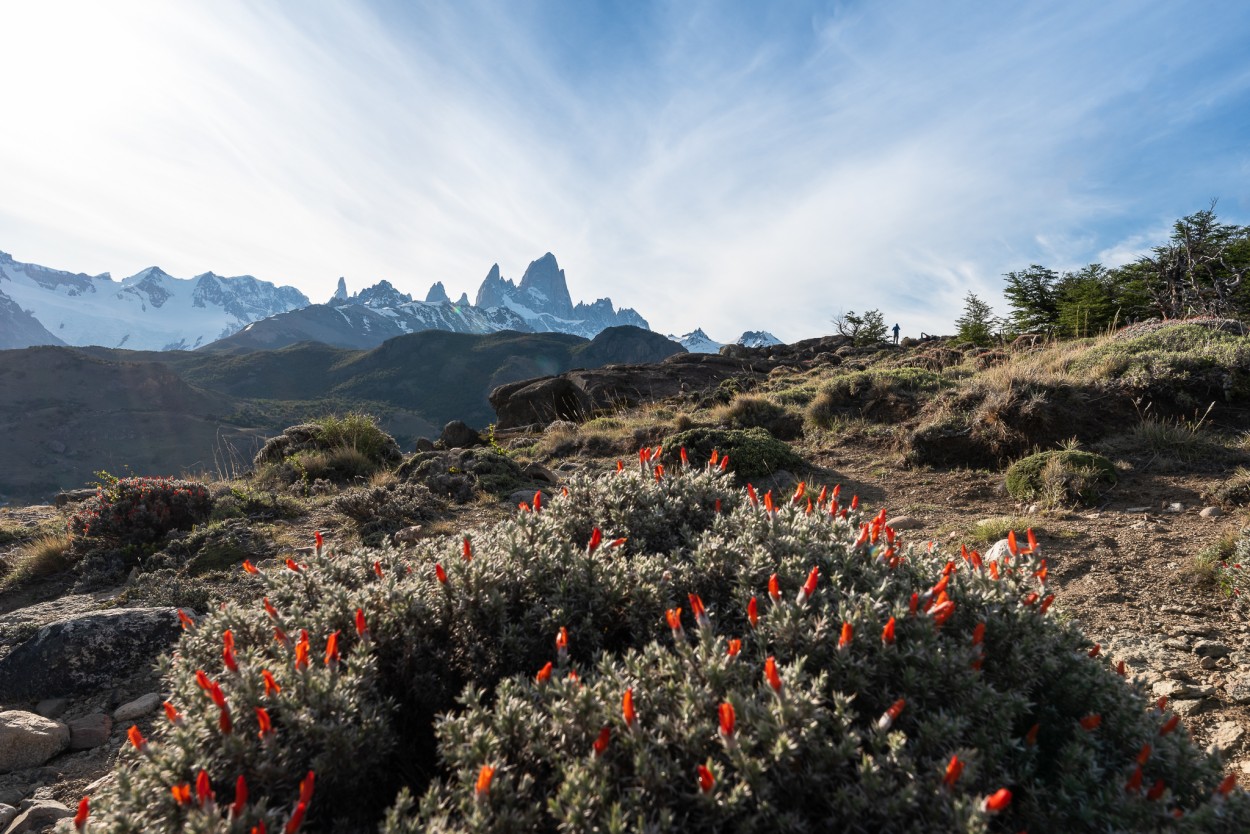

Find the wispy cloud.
xmin=1 ymin=1 xmax=1248 ymax=341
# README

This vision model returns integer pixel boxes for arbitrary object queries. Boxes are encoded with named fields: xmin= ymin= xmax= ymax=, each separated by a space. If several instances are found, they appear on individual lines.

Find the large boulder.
xmin=437 ymin=420 xmax=482 ymax=450
xmin=0 ymin=608 xmax=186 ymax=702
xmin=489 ymin=354 xmax=767 ymax=429
xmin=0 ymin=711 xmax=69 ymax=774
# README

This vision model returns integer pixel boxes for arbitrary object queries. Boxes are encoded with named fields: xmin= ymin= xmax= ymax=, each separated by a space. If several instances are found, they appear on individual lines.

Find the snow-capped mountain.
xmin=215 ymin=252 xmax=648 ymax=352
xmin=738 ymin=330 xmax=783 ymax=348
xmin=668 ymin=328 xmax=725 ymax=354
xmin=0 ymin=251 xmax=309 ymax=350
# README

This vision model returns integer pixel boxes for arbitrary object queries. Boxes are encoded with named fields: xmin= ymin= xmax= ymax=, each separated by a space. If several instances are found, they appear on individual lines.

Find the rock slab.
xmin=0 ymin=608 xmax=185 ymax=702
xmin=112 ymin=693 xmax=162 ymax=723
xmin=0 ymin=712 xmax=69 ymax=774
xmin=67 ymin=713 xmax=112 ymax=751
xmin=3 ymin=799 xmax=71 ymax=834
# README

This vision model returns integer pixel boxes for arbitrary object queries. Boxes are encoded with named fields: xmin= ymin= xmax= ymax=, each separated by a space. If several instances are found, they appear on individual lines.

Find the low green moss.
xmin=662 ymin=426 xmax=803 ymax=480
xmin=1005 ymin=450 xmax=1117 ymax=506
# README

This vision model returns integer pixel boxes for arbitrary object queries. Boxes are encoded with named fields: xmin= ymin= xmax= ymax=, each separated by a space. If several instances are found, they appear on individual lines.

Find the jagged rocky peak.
xmin=738 ymin=330 xmax=783 ymax=348
xmin=331 ymin=277 xmax=349 ymax=303
xmin=474 ymin=263 xmax=515 ymax=309
xmin=667 ymin=328 xmax=724 ymax=354
xmin=517 ymin=252 xmax=574 ymax=318
xmin=425 ymin=281 xmax=450 ymax=304
xmin=454 ymin=292 xmax=471 ymax=308
xmin=352 ymin=280 xmax=413 ymax=308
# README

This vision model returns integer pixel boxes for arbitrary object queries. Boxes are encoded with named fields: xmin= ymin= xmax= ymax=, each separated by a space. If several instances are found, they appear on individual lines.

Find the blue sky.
xmin=1 ymin=1 xmax=1248 ymax=342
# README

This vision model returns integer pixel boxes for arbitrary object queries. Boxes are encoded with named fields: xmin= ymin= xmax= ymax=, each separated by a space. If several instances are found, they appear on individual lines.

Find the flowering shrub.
xmin=89 ymin=458 xmax=1248 ymax=832
xmin=67 ymin=476 xmax=214 ymax=545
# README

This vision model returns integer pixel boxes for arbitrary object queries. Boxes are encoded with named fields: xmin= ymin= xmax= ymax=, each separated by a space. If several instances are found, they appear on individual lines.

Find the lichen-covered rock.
xmin=0 ymin=608 xmax=185 ymax=702
xmin=0 ymin=712 xmax=69 ymax=774
xmin=396 ymin=449 xmax=527 ymax=503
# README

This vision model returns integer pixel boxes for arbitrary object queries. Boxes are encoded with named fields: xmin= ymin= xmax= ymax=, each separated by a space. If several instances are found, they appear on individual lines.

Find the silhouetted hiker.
xmin=892 ymin=323 xmax=900 ymax=344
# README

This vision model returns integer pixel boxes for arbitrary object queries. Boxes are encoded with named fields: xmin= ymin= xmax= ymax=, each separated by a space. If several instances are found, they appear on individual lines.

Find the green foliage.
xmin=955 ymin=293 xmax=999 ymax=347
xmin=0 ymin=533 xmax=75 ymax=591
xmin=662 ymin=427 xmax=803 ymax=480
xmin=1005 ymin=450 xmax=1117 ymax=507
xmin=67 ymin=477 xmax=214 ymax=545
xmin=832 ymin=309 xmax=888 ymax=346
xmin=253 ymin=414 xmax=402 ymax=485
xmin=90 ymin=463 xmax=1250 ymax=833
xmin=713 ymin=395 xmax=804 ymax=440
xmin=397 ymin=448 xmax=528 ymax=502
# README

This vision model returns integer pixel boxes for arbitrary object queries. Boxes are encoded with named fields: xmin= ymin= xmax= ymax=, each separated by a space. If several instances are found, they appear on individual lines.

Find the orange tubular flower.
xmin=1217 ymin=774 xmax=1237 ymax=796
xmin=324 ymin=631 xmax=341 ymax=667
xmin=535 ymin=662 xmax=553 ymax=684
xmin=196 ymin=770 xmax=214 ymax=807
xmin=127 ymin=725 xmax=147 ymax=752
xmin=972 ymin=622 xmax=986 ymax=646
xmin=223 ymin=646 xmax=238 ymax=674
xmin=763 ymin=491 xmax=775 ymax=513
xmin=533 ymin=491 xmax=542 ymax=512
xmin=588 ymin=528 xmax=603 ymax=552
xmin=263 ymin=597 xmax=279 ymax=620
xmin=1126 ymin=765 xmax=1143 ymax=793
xmin=877 ymin=698 xmax=905 ymax=732
xmin=726 ymin=639 xmax=742 ymax=658
xmin=171 ymin=783 xmax=192 ymax=805
xmin=232 ymin=775 xmax=248 ymax=818
xmin=609 ymin=537 xmax=627 ymax=549
xmin=242 ymin=560 xmax=260 ymax=574
xmin=616 ymin=459 xmax=624 ymax=473
xmin=796 ymin=566 xmax=819 ymax=605
xmin=294 ymin=630 xmax=310 ymax=670
xmin=1147 ymin=779 xmax=1166 ymax=801
xmin=314 ymin=530 xmax=323 ymax=552
xmin=651 ymin=445 xmax=663 ymax=462
xmin=689 ymin=594 xmax=710 ymax=629
xmin=719 ymin=455 xmax=729 ymax=471
xmin=943 ymin=755 xmax=963 ymax=788
xmin=195 ymin=669 xmax=213 ymax=691
xmin=654 ymin=464 xmax=665 ymax=482
xmin=163 ymin=700 xmax=182 ymax=725
xmin=768 ymin=574 xmax=781 ymax=603
xmin=73 ymin=796 xmax=89 ymax=832
xmin=981 ymin=788 xmax=1012 ymax=813
xmin=987 ymin=561 xmax=999 ymax=580
xmin=881 ymin=617 xmax=896 ymax=646
xmin=623 ymin=688 xmax=637 ymax=729
xmin=850 ymin=495 xmax=859 ymax=510
xmin=764 ymin=657 xmax=783 ymax=694
xmin=593 ymin=726 xmax=611 ymax=756
xmin=256 ymin=706 xmax=273 ymax=738
xmin=1088 ymin=644 xmax=1101 ymax=658
xmin=298 ymin=771 xmax=315 ymax=807
xmin=747 ymin=596 xmax=759 ymax=628
xmin=1117 ymin=660 xmax=1127 ymax=676
xmin=355 ymin=608 xmax=368 ymax=638
xmin=373 ymin=561 xmax=384 ymax=578
xmin=285 ymin=558 xmax=301 ymax=572
xmin=909 ymin=593 xmax=919 ymax=615
xmin=680 ymin=446 xmax=689 ymax=467
xmin=792 ymin=481 xmax=806 ymax=504
xmin=1007 ymin=530 xmax=1020 ymax=555
xmin=710 ymin=449 xmax=720 ymax=466
xmin=930 ymin=600 xmax=955 ymax=627
xmin=718 ymin=702 xmax=735 ymax=741
xmin=1040 ymin=594 xmax=1056 ymax=614
xmin=1079 ymin=714 xmax=1102 ymax=731
xmin=1137 ymin=743 xmax=1152 ymax=764
xmin=1025 ymin=723 xmax=1040 ymax=746
xmin=697 ymin=764 xmax=715 ymax=793
xmin=178 ymin=609 xmax=195 ymax=630
xmin=462 ymin=537 xmax=472 ymax=561
xmin=838 ymin=622 xmax=853 ymax=655
xmin=435 ymin=563 xmax=448 ymax=584
xmin=284 ymin=803 xmax=306 ymax=834
xmin=262 ymin=669 xmax=282 ymax=696
xmin=747 ymin=484 xmax=758 ymax=507
xmin=556 ymin=626 xmax=569 ymax=659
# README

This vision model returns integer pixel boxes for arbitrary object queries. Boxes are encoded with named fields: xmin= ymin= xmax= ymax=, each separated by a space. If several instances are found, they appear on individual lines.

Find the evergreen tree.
xmin=955 ymin=293 xmax=999 ymax=346
xmin=1002 ymin=265 xmax=1059 ymax=335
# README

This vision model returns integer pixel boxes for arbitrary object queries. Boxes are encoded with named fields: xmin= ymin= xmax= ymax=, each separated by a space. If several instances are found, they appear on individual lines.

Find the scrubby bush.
xmin=1208 ymin=468 xmax=1250 ymax=508
xmin=333 ymin=482 xmax=444 ymax=545
xmin=713 ymin=395 xmax=804 ymax=440
xmin=254 ymin=414 xmax=402 ymax=485
xmin=90 ymin=461 xmax=1249 ymax=833
xmin=67 ymin=476 xmax=214 ymax=545
xmin=397 ymin=448 xmax=528 ymax=502
xmin=808 ymin=369 xmax=942 ymax=427
xmin=1005 ymin=449 xmax=1117 ymax=507
xmin=661 ymin=427 xmax=802 ymax=481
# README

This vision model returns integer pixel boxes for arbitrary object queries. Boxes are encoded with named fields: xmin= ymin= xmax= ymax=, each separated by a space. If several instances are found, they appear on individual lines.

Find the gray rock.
xmin=1194 ymin=640 xmax=1233 ymax=659
xmin=506 ymin=489 xmax=550 ymax=508
xmin=1152 ymin=680 xmax=1214 ymax=700
xmin=51 ymin=489 xmax=94 ymax=508
xmin=32 ymin=700 xmax=67 ymax=721
xmin=0 ymin=792 xmax=21 ymax=809
xmin=1227 ymin=674 xmax=1250 ymax=704
xmin=0 ymin=712 xmax=69 ymax=774
xmin=0 ymin=608 xmax=186 ymax=702
xmin=437 ymin=420 xmax=482 ymax=450
xmin=67 ymin=714 xmax=112 ymax=751
xmin=985 ymin=539 xmax=1012 ymax=562
xmin=544 ymin=420 xmax=579 ymax=435
xmin=393 ymin=525 xmax=424 ymax=545
xmin=522 ymin=462 xmax=558 ymax=484
xmin=3 ymin=800 xmax=72 ymax=834
xmin=414 ymin=437 xmax=435 ymax=453
xmin=0 ymin=807 xmax=15 ymax=831
xmin=112 ymin=693 xmax=162 ymax=723
xmin=1201 ymin=656 xmax=1220 ymax=670
xmin=1201 ymin=506 xmax=1224 ymax=518
xmin=1208 ymin=721 xmax=1245 ymax=756
xmin=887 ymin=515 xmax=924 ymax=530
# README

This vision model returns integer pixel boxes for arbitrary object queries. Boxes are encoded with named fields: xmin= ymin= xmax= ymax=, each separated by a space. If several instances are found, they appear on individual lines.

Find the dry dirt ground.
xmin=3 ymin=425 xmax=1250 ymax=816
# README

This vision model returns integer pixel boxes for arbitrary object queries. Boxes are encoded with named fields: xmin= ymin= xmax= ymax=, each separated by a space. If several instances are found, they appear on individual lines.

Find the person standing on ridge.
xmin=892 ymin=323 xmax=900 ymax=344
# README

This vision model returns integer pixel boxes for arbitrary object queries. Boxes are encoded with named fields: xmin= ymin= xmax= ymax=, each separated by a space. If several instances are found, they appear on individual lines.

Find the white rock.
xmin=112 ymin=692 xmax=162 ymax=723
xmin=0 ymin=806 xmax=16 ymax=831
xmin=0 ymin=711 xmax=69 ymax=774
xmin=1227 ymin=674 xmax=1250 ymax=704
xmin=1208 ymin=721 xmax=1246 ymax=756
xmin=2 ymin=799 xmax=72 ymax=834
xmin=1201 ymin=506 xmax=1224 ymax=518
xmin=887 ymin=515 xmax=924 ymax=530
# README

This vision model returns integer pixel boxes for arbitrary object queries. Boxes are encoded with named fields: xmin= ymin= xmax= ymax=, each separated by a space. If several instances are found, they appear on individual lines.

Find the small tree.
xmin=832 ymin=309 xmax=888 ymax=346
xmin=955 ymin=293 xmax=998 ymax=346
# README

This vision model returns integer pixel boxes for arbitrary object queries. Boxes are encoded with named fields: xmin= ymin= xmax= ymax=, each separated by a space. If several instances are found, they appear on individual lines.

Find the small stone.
xmin=887 ymin=515 xmax=924 ymax=530
xmin=1227 ymin=674 xmax=1250 ymax=704
xmin=33 ymin=700 xmax=68 ymax=721
xmin=0 ymin=711 xmax=69 ymax=774
xmin=1208 ymin=721 xmax=1246 ymax=756
xmin=3 ymin=799 xmax=72 ymax=834
xmin=1152 ymin=680 xmax=1213 ymax=700
xmin=506 ymin=489 xmax=550 ymax=508
xmin=0 ymin=806 xmax=16 ymax=831
xmin=1172 ymin=698 xmax=1209 ymax=717
xmin=1124 ymin=506 xmax=1151 ymax=513
xmin=1201 ymin=656 xmax=1220 ymax=670
xmin=67 ymin=713 xmax=112 ymax=750
xmin=392 ymin=526 xmax=424 ymax=545
xmin=1200 ymin=506 xmax=1223 ymax=518
xmin=1194 ymin=640 xmax=1233 ymax=659
xmin=112 ymin=693 xmax=162 ymax=723
xmin=1165 ymin=502 xmax=1184 ymax=512
xmin=543 ymin=420 xmax=578 ymax=435
xmin=522 ymin=462 xmax=558 ymax=484
xmin=985 ymin=539 xmax=1012 ymax=562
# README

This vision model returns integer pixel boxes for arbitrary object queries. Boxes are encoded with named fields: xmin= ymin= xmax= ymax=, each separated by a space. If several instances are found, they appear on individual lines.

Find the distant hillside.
xmin=1 ymin=326 xmax=682 ymax=503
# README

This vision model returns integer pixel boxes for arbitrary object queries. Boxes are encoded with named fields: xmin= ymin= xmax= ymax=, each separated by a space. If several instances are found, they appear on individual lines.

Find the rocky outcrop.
xmin=0 ymin=609 xmax=186 ymax=702
xmin=489 ymin=352 xmax=770 ymax=429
